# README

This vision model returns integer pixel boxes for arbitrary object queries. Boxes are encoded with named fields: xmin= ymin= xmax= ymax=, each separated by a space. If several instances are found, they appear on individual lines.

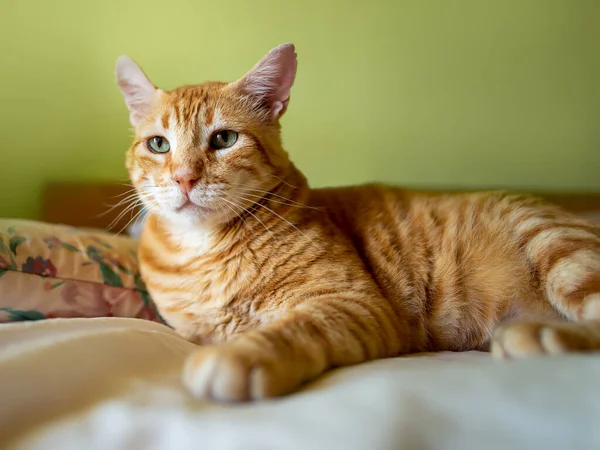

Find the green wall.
xmin=1 ymin=0 xmax=598 ymax=219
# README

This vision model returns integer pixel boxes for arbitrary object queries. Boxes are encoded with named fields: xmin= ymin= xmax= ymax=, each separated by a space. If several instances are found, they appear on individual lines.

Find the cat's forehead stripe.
xmin=168 ymin=85 xmax=225 ymax=129
xmin=205 ymin=105 xmax=214 ymax=126
xmin=173 ymin=100 xmax=182 ymax=125
xmin=161 ymin=110 xmax=170 ymax=130
xmin=190 ymin=119 xmax=201 ymax=149
xmin=180 ymin=91 xmax=199 ymax=124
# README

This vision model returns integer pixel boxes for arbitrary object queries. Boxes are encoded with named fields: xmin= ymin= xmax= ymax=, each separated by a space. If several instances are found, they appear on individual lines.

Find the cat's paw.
xmin=182 ymin=342 xmax=292 ymax=402
xmin=491 ymin=320 xmax=600 ymax=359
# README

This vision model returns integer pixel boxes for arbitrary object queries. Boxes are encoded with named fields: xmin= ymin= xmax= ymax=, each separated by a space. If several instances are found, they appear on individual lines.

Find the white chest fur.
xmin=142 ymin=223 xmax=264 ymax=343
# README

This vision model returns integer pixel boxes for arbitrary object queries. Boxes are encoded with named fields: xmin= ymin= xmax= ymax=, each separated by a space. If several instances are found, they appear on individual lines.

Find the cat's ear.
xmin=115 ymin=56 xmax=158 ymax=126
xmin=234 ymin=43 xmax=297 ymax=121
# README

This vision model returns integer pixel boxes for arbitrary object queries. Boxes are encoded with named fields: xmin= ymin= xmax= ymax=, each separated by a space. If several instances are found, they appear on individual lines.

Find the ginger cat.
xmin=116 ymin=44 xmax=600 ymax=402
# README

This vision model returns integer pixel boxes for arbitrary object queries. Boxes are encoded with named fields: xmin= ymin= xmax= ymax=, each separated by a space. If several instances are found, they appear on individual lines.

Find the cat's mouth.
xmin=176 ymin=200 xmax=215 ymax=215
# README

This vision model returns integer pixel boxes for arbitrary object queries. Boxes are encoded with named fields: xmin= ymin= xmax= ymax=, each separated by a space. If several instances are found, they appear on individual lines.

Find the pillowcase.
xmin=0 ymin=219 xmax=163 ymax=323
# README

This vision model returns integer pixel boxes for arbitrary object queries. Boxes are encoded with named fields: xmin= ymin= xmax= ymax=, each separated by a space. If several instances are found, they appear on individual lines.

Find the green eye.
xmin=147 ymin=136 xmax=170 ymax=153
xmin=210 ymin=130 xmax=238 ymax=150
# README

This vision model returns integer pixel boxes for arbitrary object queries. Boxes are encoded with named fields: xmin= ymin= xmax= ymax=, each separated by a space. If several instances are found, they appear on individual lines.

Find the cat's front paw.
xmin=182 ymin=342 xmax=293 ymax=402
xmin=491 ymin=320 xmax=600 ymax=359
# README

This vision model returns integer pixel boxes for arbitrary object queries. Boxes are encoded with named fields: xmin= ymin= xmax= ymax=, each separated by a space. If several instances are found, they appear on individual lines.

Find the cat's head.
xmin=115 ymin=44 xmax=297 ymax=227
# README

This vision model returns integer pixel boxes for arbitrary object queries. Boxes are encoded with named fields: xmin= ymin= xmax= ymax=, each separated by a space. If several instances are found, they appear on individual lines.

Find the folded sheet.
xmin=1 ymin=318 xmax=598 ymax=450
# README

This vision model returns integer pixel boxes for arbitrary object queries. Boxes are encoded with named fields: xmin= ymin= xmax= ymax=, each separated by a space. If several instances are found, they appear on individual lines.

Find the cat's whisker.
xmin=102 ymin=185 xmax=158 ymax=212
xmin=106 ymin=204 xmax=142 ymax=232
xmin=117 ymin=205 xmax=148 ymax=235
xmin=117 ymin=183 xmax=159 ymax=191
xmin=220 ymin=196 xmax=278 ymax=245
xmin=217 ymin=198 xmax=247 ymax=230
xmin=108 ymin=187 xmax=139 ymax=199
xmin=99 ymin=192 xmax=144 ymax=216
xmin=106 ymin=197 xmax=146 ymax=231
xmin=97 ymin=194 xmax=144 ymax=223
xmin=233 ymin=194 xmax=318 ymax=250
xmin=231 ymin=191 xmax=321 ymax=211
xmin=268 ymin=174 xmax=300 ymax=190
xmin=233 ymin=189 xmax=322 ymax=211
xmin=214 ymin=198 xmax=232 ymax=225
xmin=229 ymin=184 xmax=324 ymax=211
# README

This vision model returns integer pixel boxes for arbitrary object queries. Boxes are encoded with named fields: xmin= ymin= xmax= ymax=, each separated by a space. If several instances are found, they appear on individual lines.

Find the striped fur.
xmin=117 ymin=44 xmax=600 ymax=402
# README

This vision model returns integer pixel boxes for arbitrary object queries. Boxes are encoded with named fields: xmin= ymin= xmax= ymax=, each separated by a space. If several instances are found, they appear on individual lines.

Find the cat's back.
xmin=308 ymin=183 xmax=489 ymax=279
xmin=308 ymin=183 xmax=530 ymax=271
xmin=308 ymin=183 xmax=537 ymax=234
xmin=309 ymin=184 xmax=541 ymax=350
xmin=309 ymin=183 xmax=495 ymax=236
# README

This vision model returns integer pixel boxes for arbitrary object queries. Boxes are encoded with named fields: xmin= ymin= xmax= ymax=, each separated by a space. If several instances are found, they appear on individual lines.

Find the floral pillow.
xmin=0 ymin=219 xmax=163 ymax=323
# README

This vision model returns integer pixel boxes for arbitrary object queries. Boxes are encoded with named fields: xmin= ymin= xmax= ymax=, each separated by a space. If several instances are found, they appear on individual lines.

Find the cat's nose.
xmin=172 ymin=170 xmax=199 ymax=196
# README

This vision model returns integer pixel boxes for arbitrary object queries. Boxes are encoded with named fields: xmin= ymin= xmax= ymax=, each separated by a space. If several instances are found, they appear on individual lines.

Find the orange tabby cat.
xmin=116 ymin=43 xmax=600 ymax=402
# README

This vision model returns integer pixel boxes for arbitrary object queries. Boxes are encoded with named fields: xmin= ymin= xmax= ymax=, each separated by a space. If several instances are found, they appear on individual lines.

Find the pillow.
xmin=0 ymin=219 xmax=163 ymax=323
xmin=579 ymin=210 xmax=600 ymax=226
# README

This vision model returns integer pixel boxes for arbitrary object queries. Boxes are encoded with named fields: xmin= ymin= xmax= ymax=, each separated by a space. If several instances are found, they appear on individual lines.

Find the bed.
xmin=1 ymin=182 xmax=599 ymax=449
xmin=2 ymin=317 xmax=599 ymax=450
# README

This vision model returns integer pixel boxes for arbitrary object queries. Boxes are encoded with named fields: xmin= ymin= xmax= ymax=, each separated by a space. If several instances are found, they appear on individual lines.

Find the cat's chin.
xmin=176 ymin=200 xmax=215 ymax=215
xmin=162 ymin=201 xmax=222 ymax=226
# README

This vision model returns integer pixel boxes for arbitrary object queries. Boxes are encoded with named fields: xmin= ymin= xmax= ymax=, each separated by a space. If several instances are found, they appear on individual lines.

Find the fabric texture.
xmin=1 ymin=317 xmax=599 ymax=450
xmin=0 ymin=219 xmax=160 ymax=323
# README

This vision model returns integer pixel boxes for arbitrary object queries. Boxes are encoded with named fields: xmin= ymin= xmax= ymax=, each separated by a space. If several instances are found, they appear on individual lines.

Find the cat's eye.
xmin=210 ymin=130 xmax=238 ymax=150
xmin=147 ymin=136 xmax=170 ymax=153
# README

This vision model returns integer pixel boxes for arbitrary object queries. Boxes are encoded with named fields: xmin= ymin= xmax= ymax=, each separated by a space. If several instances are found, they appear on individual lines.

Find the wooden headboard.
xmin=42 ymin=183 xmax=141 ymax=233
xmin=41 ymin=182 xmax=600 ymax=233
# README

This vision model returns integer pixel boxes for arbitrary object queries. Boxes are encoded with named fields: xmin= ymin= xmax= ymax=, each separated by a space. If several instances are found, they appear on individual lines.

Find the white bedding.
xmin=1 ymin=317 xmax=599 ymax=450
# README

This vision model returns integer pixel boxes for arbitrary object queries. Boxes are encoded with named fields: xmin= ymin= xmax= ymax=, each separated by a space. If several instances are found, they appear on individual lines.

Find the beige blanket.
xmin=1 ymin=318 xmax=599 ymax=450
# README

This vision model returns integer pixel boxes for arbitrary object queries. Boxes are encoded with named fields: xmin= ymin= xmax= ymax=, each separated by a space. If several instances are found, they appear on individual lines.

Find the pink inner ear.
xmin=272 ymin=101 xmax=285 ymax=118
xmin=115 ymin=55 xmax=157 ymax=126
xmin=240 ymin=44 xmax=298 ymax=119
xmin=271 ymin=46 xmax=297 ymax=102
xmin=120 ymin=82 xmax=155 ymax=125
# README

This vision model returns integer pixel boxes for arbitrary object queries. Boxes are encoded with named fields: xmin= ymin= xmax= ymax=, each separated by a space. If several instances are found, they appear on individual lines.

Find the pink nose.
xmin=172 ymin=170 xmax=199 ymax=196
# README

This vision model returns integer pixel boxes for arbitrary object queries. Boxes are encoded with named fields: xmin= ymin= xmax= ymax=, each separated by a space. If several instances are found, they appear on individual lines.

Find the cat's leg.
xmin=182 ymin=296 xmax=403 ymax=402
xmin=492 ymin=214 xmax=600 ymax=358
